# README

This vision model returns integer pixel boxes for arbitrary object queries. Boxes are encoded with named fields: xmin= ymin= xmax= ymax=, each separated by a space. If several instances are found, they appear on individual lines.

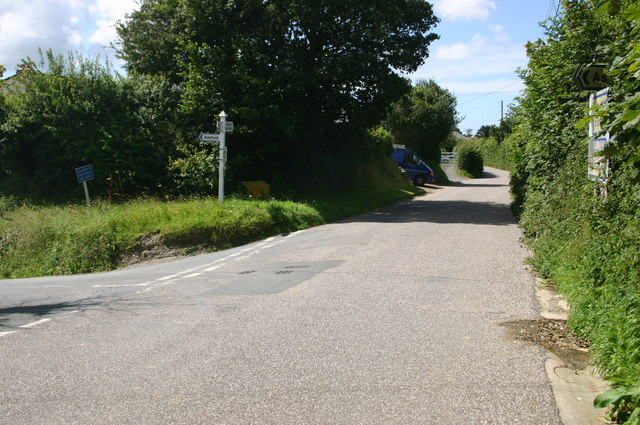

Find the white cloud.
xmin=88 ymin=19 xmax=117 ymax=46
xmin=0 ymin=0 xmax=139 ymax=76
xmin=0 ymin=0 xmax=85 ymax=73
xmin=420 ymin=42 xmax=526 ymax=81
xmin=423 ymin=25 xmax=526 ymax=82
xmin=86 ymin=0 xmax=138 ymax=61
xmin=89 ymin=0 xmax=137 ymax=21
xmin=413 ymin=23 xmax=528 ymax=98
xmin=488 ymin=24 xmax=507 ymax=42
xmin=433 ymin=42 xmax=473 ymax=61
xmin=433 ymin=0 xmax=497 ymax=22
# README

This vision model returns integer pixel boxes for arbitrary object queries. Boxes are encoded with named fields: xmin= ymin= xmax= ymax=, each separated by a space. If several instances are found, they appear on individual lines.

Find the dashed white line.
xmin=93 ymin=282 xmax=150 ymax=288
xmin=19 ymin=318 xmax=52 ymax=329
xmin=158 ymin=274 xmax=179 ymax=281
xmin=203 ymin=265 xmax=222 ymax=272
xmin=0 ymin=331 xmax=17 ymax=338
xmin=183 ymin=273 xmax=202 ymax=278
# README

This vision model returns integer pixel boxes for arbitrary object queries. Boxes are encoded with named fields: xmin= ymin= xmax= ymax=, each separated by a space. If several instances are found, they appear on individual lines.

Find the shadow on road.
xmin=450 ymin=182 xmax=509 ymax=188
xmin=347 ymin=200 xmax=516 ymax=226
xmin=342 ymin=169 xmax=515 ymax=226
xmin=0 ymin=299 xmax=100 ymax=328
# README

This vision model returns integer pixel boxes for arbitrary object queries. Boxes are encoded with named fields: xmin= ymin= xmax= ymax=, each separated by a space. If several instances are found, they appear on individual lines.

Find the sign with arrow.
xmin=573 ymin=64 xmax=607 ymax=91
xmin=199 ymin=132 xmax=221 ymax=143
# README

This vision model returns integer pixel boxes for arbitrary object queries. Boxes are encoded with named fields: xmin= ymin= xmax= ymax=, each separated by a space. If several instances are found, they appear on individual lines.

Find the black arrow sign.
xmin=573 ymin=64 xmax=607 ymax=90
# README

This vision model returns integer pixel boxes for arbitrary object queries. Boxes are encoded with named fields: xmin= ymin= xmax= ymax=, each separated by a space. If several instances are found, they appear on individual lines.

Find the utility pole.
xmin=500 ymin=101 xmax=504 ymax=124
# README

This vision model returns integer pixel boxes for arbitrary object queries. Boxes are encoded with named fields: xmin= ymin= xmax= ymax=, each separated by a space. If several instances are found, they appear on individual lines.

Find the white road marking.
xmin=183 ymin=273 xmax=202 ymax=278
xmin=178 ymin=268 xmax=198 ymax=275
xmin=0 ymin=331 xmax=17 ymax=338
xmin=62 ymin=310 xmax=79 ymax=315
xmin=19 ymin=318 xmax=52 ymax=329
xmin=93 ymin=282 xmax=150 ymax=288
xmin=204 ymin=265 xmax=222 ymax=272
xmin=136 ymin=287 xmax=154 ymax=294
xmin=158 ymin=274 xmax=179 ymax=281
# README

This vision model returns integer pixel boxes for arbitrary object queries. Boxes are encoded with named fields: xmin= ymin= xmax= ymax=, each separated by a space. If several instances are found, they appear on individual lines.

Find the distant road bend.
xmin=0 ymin=167 xmax=562 ymax=424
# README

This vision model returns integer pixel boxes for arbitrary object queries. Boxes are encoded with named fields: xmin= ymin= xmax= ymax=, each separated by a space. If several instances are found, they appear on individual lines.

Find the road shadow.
xmin=347 ymin=199 xmax=516 ymax=226
xmin=341 ymin=169 xmax=515 ymax=226
xmin=450 ymin=182 xmax=509 ymax=188
xmin=0 ymin=299 xmax=100 ymax=328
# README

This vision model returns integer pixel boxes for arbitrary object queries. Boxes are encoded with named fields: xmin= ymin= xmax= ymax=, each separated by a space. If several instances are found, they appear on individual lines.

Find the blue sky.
xmin=416 ymin=0 xmax=556 ymax=134
xmin=0 ymin=0 xmax=557 ymax=135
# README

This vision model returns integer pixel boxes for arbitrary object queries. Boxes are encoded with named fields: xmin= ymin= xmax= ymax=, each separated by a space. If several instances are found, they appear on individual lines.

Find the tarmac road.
xmin=0 ymin=167 xmax=563 ymax=424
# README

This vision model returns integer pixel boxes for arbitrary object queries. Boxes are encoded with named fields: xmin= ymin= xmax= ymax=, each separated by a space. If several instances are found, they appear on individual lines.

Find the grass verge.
xmin=0 ymin=182 xmax=421 ymax=279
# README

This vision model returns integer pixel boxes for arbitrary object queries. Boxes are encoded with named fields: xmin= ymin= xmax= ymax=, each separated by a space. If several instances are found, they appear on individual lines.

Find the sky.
xmin=0 ymin=0 xmax=558 ymax=135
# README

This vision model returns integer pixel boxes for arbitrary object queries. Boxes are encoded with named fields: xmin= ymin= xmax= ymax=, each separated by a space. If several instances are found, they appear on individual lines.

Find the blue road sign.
xmin=75 ymin=164 xmax=95 ymax=183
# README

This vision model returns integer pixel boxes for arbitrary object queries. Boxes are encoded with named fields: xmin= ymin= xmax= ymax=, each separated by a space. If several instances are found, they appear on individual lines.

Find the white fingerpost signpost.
xmin=218 ymin=111 xmax=227 ymax=202
xmin=198 ymin=111 xmax=232 ymax=202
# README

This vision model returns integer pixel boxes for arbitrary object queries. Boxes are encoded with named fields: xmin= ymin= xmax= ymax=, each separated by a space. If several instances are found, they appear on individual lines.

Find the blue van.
xmin=391 ymin=145 xmax=435 ymax=186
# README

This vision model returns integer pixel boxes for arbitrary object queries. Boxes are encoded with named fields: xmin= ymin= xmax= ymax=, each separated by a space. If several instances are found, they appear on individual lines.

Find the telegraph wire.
xmin=547 ymin=0 xmax=557 ymax=19
xmin=457 ymin=80 xmax=522 ymax=106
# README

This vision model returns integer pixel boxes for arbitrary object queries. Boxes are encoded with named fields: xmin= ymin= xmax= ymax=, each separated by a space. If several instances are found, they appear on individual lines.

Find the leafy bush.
xmin=455 ymin=143 xmax=484 ymax=178
xmin=385 ymin=79 xmax=459 ymax=163
xmin=595 ymin=378 xmax=640 ymax=425
xmin=508 ymin=2 xmax=640 ymax=422
xmin=368 ymin=126 xmax=394 ymax=159
xmin=455 ymin=137 xmax=513 ymax=172
xmin=0 ymin=50 xmax=180 ymax=200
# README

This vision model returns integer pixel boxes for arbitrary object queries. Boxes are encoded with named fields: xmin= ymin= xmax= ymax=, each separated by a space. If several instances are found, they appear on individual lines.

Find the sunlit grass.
xmin=0 ymin=181 xmax=421 ymax=278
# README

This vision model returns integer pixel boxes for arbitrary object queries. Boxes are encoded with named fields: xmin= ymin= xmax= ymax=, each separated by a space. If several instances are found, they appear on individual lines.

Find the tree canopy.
xmin=116 ymin=0 xmax=440 ymax=189
xmin=384 ymin=79 xmax=459 ymax=162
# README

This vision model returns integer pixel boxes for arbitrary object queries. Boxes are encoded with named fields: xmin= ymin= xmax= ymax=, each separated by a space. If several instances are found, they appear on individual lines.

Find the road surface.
xmin=0 ymin=167 xmax=562 ymax=424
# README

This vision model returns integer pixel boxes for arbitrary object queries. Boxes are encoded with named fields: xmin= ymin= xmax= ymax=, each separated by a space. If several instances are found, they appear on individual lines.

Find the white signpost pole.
xmin=82 ymin=181 xmax=91 ymax=207
xmin=218 ymin=111 xmax=227 ymax=202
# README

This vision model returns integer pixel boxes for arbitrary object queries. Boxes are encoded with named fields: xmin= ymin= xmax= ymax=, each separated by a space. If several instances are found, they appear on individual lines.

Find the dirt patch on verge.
xmin=500 ymin=319 xmax=591 ymax=370
xmin=117 ymin=233 xmax=210 ymax=268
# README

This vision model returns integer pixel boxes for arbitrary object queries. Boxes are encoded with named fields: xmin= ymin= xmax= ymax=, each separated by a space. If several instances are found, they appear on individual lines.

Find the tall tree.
xmin=114 ymin=0 xmax=184 ymax=83
xmin=384 ymin=79 xmax=459 ymax=162
xmin=116 ymin=0 xmax=440 ymax=189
